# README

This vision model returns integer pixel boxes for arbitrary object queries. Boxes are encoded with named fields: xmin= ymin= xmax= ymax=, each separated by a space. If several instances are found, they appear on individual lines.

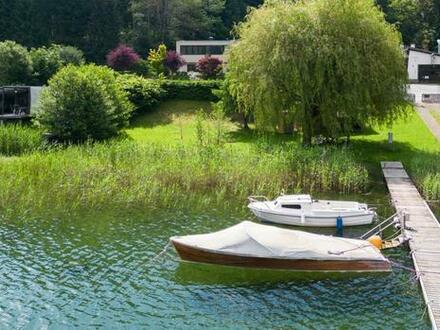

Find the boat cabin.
xmin=274 ymin=195 xmax=312 ymax=210
xmin=0 ymin=86 xmax=42 ymax=120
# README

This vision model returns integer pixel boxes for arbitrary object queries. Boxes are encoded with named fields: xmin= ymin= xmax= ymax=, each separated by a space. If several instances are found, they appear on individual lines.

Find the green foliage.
xmin=226 ymin=0 xmax=408 ymax=145
xmin=161 ymin=80 xmax=221 ymax=101
xmin=0 ymin=139 xmax=368 ymax=212
xmin=0 ymin=40 xmax=32 ymax=85
xmin=411 ymin=155 xmax=440 ymax=201
xmin=58 ymin=45 xmax=85 ymax=66
xmin=0 ymin=124 xmax=43 ymax=156
xmin=30 ymin=44 xmax=85 ymax=85
xmin=129 ymin=0 xmax=231 ymax=51
xmin=133 ymin=59 xmax=150 ymax=76
xmin=147 ymin=44 xmax=167 ymax=76
xmin=30 ymin=45 xmax=62 ymax=85
xmin=116 ymin=74 xmax=165 ymax=114
xmin=386 ymin=0 xmax=439 ymax=49
xmin=36 ymin=64 xmax=134 ymax=142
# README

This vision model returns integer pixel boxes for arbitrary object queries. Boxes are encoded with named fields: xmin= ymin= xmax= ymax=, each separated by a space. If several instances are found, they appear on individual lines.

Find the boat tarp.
xmin=171 ymin=221 xmax=387 ymax=261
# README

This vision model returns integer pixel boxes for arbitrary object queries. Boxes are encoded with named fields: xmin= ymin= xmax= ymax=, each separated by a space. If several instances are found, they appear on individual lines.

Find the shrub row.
xmin=117 ymin=75 xmax=165 ymax=114
xmin=160 ymin=80 xmax=222 ymax=101
xmin=117 ymin=76 xmax=222 ymax=114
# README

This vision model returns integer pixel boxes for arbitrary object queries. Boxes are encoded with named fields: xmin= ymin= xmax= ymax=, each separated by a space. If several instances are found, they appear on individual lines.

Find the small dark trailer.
xmin=0 ymin=86 xmax=43 ymax=121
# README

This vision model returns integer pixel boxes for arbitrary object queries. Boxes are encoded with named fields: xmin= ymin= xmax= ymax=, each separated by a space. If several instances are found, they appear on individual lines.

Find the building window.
xmin=418 ymin=64 xmax=440 ymax=83
xmin=181 ymin=46 xmax=207 ymax=55
xmin=208 ymin=45 xmax=225 ymax=55
xmin=180 ymin=45 xmax=226 ymax=55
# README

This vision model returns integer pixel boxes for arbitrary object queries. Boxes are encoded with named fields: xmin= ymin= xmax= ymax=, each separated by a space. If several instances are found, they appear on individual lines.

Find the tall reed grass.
xmin=0 ymin=140 xmax=368 ymax=214
xmin=410 ymin=156 xmax=440 ymax=201
xmin=0 ymin=124 xmax=43 ymax=156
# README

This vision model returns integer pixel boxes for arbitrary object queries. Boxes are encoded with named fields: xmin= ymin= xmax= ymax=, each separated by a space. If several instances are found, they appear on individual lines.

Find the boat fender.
xmin=367 ymin=235 xmax=383 ymax=249
xmin=336 ymin=216 xmax=343 ymax=237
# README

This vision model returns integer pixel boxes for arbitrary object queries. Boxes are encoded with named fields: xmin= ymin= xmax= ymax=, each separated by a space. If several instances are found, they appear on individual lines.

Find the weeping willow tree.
xmin=226 ymin=0 xmax=408 ymax=145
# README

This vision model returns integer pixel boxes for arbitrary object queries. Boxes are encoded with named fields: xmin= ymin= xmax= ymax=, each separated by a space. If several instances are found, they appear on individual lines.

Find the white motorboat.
xmin=248 ymin=194 xmax=375 ymax=227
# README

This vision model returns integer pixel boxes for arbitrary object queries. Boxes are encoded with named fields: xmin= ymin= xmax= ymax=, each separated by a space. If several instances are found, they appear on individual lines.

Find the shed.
xmin=0 ymin=86 xmax=43 ymax=120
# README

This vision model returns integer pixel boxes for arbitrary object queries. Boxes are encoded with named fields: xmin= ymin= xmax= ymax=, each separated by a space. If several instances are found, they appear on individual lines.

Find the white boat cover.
xmin=171 ymin=221 xmax=387 ymax=262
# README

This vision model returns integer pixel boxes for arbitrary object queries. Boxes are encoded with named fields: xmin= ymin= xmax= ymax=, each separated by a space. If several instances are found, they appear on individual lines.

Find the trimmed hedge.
xmin=117 ymin=74 xmax=165 ymax=114
xmin=117 ymin=76 xmax=222 ymax=115
xmin=160 ymin=80 xmax=222 ymax=101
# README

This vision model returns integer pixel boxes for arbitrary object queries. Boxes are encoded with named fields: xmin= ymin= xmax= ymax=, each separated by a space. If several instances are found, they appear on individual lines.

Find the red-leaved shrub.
xmin=106 ymin=44 xmax=140 ymax=72
xmin=196 ymin=55 xmax=223 ymax=79
xmin=164 ymin=51 xmax=186 ymax=74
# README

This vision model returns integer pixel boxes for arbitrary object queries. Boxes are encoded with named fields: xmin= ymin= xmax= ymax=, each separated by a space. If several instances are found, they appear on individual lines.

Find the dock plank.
xmin=382 ymin=161 xmax=440 ymax=330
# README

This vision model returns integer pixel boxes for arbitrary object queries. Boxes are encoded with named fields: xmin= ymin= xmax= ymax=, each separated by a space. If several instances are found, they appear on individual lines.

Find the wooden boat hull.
xmin=172 ymin=240 xmax=391 ymax=272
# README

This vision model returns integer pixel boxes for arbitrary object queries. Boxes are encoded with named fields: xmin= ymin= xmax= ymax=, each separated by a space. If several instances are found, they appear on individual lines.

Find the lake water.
xmin=0 ymin=192 xmax=432 ymax=328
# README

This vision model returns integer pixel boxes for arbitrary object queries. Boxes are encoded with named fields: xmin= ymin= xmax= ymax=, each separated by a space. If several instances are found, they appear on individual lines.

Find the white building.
xmin=407 ymin=47 xmax=440 ymax=82
xmin=407 ymin=44 xmax=440 ymax=103
xmin=176 ymin=40 xmax=234 ymax=72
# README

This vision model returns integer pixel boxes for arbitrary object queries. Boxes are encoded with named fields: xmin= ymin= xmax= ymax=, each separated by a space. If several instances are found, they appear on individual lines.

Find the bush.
xmin=36 ymin=64 xmax=134 ymax=142
xmin=117 ymin=74 xmax=165 ymax=114
xmin=106 ymin=44 xmax=140 ymax=72
xmin=160 ymin=80 xmax=222 ymax=101
xmin=58 ymin=45 xmax=85 ymax=66
xmin=133 ymin=59 xmax=150 ymax=76
xmin=30 ymin=45 xmax=62 ymax=85
xmin=164 ymin=51 xmax=186 ymax=75
xmin=0 ymin=40 xmax=32 ymax=85
xmin=196 ymin=55 xmax=223 ymax=79
xmin=147 ymin=44 xmax=167 ymax=76
xmin=0 ymin=124 xmax=43 ymax=156
xmin=31 ymin=44 xmax=85 ymax=85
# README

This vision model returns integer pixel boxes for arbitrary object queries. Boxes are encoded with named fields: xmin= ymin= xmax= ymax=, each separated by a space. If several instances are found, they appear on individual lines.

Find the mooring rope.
xmin=411 ymin=249 xmax=440 ymax=255
xmin=327 ymin=244 xmax=372 ymax=255
xmin=147 ymin=241 xmax=172 ymax=265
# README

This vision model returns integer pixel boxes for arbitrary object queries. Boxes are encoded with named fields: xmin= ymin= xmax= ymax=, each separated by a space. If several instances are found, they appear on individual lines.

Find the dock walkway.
xmin=382 ymin=161 xmax=440 ymax=329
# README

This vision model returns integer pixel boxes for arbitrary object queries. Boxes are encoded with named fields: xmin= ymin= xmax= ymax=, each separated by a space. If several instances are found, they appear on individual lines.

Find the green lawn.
xmin=127 ymin=101 xmax=439 ymax=157
xmin=126 ymin=100 xmax=240 ymax=145
xmin=126 ymin=101 xmax=440 ymax=193
xmin=351 ymin=109 xmax=440 ymax=175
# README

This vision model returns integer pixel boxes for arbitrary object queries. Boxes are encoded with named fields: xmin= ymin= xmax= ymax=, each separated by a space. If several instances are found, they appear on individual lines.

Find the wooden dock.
xmin=382 ymin=161 xmax=440 ymax=329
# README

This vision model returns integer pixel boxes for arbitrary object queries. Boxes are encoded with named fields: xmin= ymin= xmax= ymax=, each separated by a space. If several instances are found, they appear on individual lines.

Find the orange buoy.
xmin=367 ymin=235 xmax=383 ymax=249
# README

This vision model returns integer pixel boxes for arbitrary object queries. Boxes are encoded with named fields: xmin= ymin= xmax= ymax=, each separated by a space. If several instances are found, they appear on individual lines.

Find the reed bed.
xmin=0 ymin=124 xmax=43 ymax=156
xmin=0 ymin=140 xmax=368 ymax=214
xmin=410 ymin=156 xmax=440 ymax=201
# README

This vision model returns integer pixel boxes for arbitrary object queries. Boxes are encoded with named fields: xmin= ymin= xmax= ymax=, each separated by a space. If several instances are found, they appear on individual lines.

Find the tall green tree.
xmin=129 ymin=0 xmax=226 ymax=52
xmin=221 ymin=0 xmax=263 ymax=37
xmin=226 ymin=0 xmax=408 ymax=145
xmin=386 ymin=0 xmax=440 ymax=49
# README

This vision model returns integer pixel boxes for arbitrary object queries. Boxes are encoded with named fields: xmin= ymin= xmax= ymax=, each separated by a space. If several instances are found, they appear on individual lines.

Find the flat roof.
xmin=408 ymin=47 xmax=440 ymax=57
xmin=176 ymin=40 xmax=234 ymax=45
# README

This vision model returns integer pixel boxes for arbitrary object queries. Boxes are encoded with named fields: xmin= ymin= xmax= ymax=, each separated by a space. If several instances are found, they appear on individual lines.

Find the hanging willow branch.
xmin=225 ymin=0 xmax=409 ymax=145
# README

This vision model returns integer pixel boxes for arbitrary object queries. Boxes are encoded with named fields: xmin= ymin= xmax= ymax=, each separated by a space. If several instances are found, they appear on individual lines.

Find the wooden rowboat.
xmin=171 ymin=221 xmax=391 ymax=272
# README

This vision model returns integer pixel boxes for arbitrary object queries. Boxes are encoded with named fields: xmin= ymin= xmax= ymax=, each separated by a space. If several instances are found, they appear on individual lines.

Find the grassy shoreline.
xmin=0 ymin=101 xmax=439 ymax=214
xmin=0 ymin=140 xmax=368 ymax=214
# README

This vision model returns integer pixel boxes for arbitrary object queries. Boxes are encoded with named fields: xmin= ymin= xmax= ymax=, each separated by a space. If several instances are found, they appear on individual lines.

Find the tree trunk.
xmin=242 ymin=112 xmax=249 ymax=129
xmin=302 ymin=109 xmax=313 ymax=146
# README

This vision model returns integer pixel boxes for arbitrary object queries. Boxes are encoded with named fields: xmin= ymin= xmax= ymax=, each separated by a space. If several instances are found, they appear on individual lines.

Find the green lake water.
xmin=0 ymin=192 xmax=433 ymax=329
